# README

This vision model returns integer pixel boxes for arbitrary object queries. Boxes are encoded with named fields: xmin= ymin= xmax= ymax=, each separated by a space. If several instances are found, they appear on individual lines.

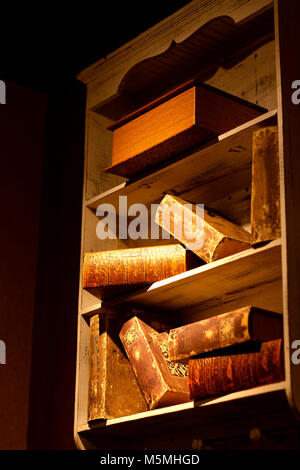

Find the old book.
xmin=83 ymin=244 xmax=199 ymax=300
xmin=119 ymin=316 xmax=190 ymax=410
xmin=251 ymin=126 xmax=281 ymax=245
xmin=88 ymin=313 xmax=147 ymax=422
xmin=106 ymin=79 xmax=265 ymax=178
xmin=155 ymin=194 xmax=250 ymax=263
xmin=168 ymin=305 xmax=283 ymax=361
xmin=188 ymin=339 xmax=284 ymax=400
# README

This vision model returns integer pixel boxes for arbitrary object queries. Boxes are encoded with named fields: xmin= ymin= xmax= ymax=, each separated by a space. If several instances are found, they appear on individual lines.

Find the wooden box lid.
xmin=106 ymin=79 xmax=266 ymax=179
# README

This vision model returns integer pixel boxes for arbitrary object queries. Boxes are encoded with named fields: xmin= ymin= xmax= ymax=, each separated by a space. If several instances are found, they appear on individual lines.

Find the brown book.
xmin=83 ymin=244 xmax=199 ymax=300
xmin=155 ymin=194 xmax=250 ymax=263
xmin=88 ymin=313 xmax=147 ymax=422
xmin=251 ymin=125 xmax=281 ymax=245
xmin=188 ymin=339 xmax=284 ymax=400
xmin=168 ymin=306 xmax=283 ymax=361
xmin=119 ymin=316 xmax=190 ymax=410
xmin=106 ymin=79 xmax=265 ymax=178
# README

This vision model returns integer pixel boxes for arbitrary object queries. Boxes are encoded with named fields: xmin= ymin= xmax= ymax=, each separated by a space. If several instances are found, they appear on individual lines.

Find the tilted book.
xmin=105 ymin=79 xmax=265 ymax=178
xmin=251 ymin=125 xmax=281 ymax=245
xmin=188 ymin=339 xmax=284 ymax=400
xmin=88 ymin=313 xmax=147 ymax=422
xmin=83 ymin=244 xmax=199 ymax=300
xmin=119 ymin=316 xmax=190 ymax=410
xmin=155 ymin=193 xmax=250 ymax=263
xmin=168 ymin=305 xmax=283 ymax=361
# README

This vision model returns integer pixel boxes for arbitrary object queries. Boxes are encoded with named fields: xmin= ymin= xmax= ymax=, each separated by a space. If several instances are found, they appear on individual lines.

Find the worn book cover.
xmin=188 ymin=339 xmax=284 ymax=400
xmin=88 ymin=313 xmax=148 ymax=422
xmin=251 ymin=125 xmax=281 ymax=245
xmin=155 ymin=193 xmax=250 ymax=263
xmin=119 ymin=316 xmax=190 ymax=410
xmin=83 ymin=244 xmax=199 ymax=300
xmin=168 ymin=305 xmax=283 ymax=361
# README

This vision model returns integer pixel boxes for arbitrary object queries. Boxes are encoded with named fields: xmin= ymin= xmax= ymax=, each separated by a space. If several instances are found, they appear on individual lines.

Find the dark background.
xmin=0 ymin=2 xmax=192 ymax=450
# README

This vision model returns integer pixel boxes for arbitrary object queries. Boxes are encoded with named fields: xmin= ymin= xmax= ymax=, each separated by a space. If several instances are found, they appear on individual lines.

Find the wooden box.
xmin=105 ymin=80 xmax=265 ymax=178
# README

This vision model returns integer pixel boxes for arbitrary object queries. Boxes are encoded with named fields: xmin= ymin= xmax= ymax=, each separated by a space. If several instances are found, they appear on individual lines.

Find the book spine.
xmin=251 ymin=126 xmax=281 ymax=244
xmin=87 ymin=314 xmax=147 ymax=422
xmin=120 ymin=316 xmax=189 ymax=410
xmin=168 ymin=306 xmax=253 ymax=361
xmin=83 ymin=244 xmax=187 ymax=288
xmin=87 ymin=314 xmax=102 ymax=421
xmin=155 ymin=194 xmax=250 ymax=263
xmin=188 ymin=339 xmax=284 ymax=400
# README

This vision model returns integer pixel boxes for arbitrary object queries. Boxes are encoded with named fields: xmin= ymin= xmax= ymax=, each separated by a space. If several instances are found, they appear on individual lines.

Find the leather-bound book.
xmin=88 ymin=313 xmax=147 ymax=422
xmin=83 ymin=244 xmax=199 ymax=300
xmin=155 ymin=194 xmax=250 ymax=263
xmin=251 ymin=125 xmax=281 ymax=245
xmin=168 ymin=306 xmax=283 ymax=361
xmin=119 ymin=316 xmax=190 ymax=410
xmin=188 ymin=339 xmax=284 ymax=400
xmin=105 ymin=79 xmax=265 ymax=178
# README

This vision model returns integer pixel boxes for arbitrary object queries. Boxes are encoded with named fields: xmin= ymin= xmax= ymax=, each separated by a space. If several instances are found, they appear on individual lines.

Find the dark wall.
xmin=0 ymin=78 xmax=85 ymax=450
xmin=0 ymin=81 xmax=48 ymax=449
xmin=27 ymin=81 xmax=86 ymax=450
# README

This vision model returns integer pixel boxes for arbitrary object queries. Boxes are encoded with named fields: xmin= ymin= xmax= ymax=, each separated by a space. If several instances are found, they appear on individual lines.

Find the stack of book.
xmin=118 ymin=306 xmax=284 ymax=409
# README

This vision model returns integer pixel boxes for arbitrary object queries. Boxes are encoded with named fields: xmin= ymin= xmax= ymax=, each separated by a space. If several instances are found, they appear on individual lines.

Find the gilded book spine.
xmin=83 ymin=244 xmax=189 ymax=288
xmin=168 ymin=306 xmax=283 ymax=361
xmin=88 ymin=314 xmax=101 ymax=422
xmin=251 ymin=126 xmax=280 ymax=244
xmin=120 ymin=316 xmax=190 ymax=410
xmin=188 ymin=339 xmax=284 ymax=400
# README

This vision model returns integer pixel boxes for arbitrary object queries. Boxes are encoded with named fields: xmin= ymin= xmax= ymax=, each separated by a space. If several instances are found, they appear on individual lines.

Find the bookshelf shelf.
xmin=77 ymin=381 xmax=288 ymax=447
xmin=79 ymin=381 xmax=286 ymax=433
xmin=74 ymin=0 xmax=300 ymax=451
xmin=96 ymin=239 xmax=282 ymax=317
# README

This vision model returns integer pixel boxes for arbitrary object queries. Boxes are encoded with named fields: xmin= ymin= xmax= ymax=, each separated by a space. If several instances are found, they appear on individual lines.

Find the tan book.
xmin=155 ymin=194 xmax=250 ymax=263
xmin=119 ymin=316 xmax=190 ymax=410
xmin=83 ymin=244 xmax=199 ymax=300
xmin=251 ymin=125 xmax=281 ymax=245
xmin=88 ymin=313 xmax=147 ymax=422
xmin=106 ymin=79 xmax=265 ymax=178
xmin=188 ymin=339 xmax=284 ymax=400
xmin=168 ymin=305 xmax=283 ymax=361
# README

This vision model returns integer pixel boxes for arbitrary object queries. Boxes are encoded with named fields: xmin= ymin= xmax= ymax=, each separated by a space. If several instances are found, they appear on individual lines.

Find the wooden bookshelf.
xmin=74 ymin=0 xmax=300 ymax=450
xmin=100 ymin=239 xmax=282 ymax=315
